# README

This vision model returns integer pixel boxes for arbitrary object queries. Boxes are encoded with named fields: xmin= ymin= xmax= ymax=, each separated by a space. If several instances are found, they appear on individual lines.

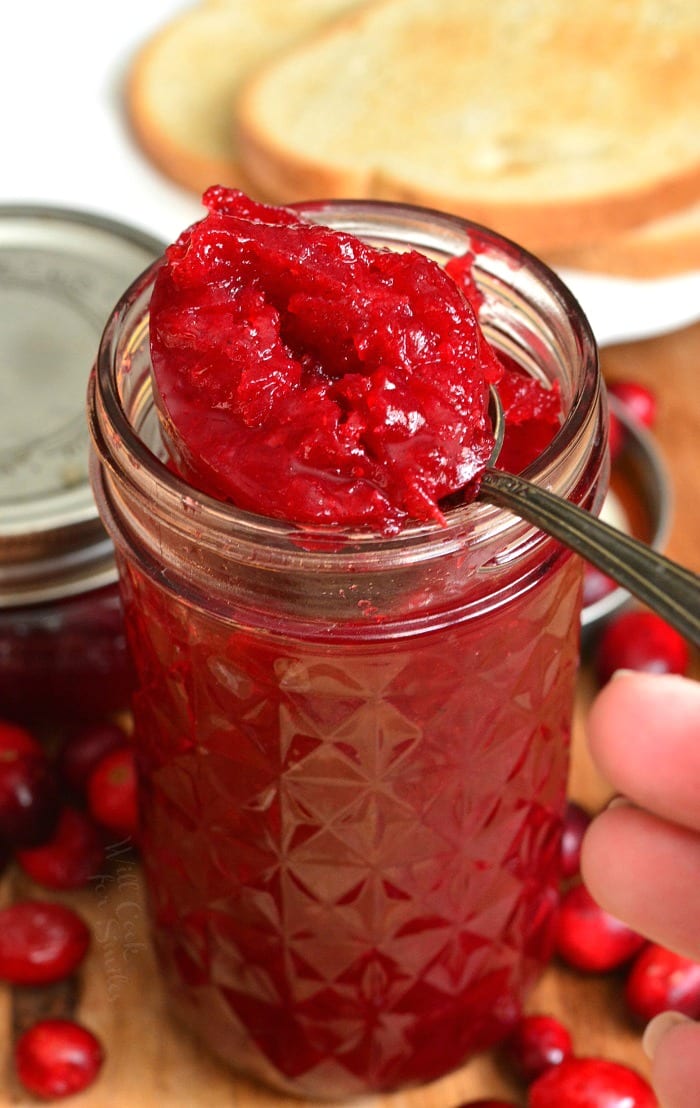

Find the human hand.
xmin=582 ymin=670 xmax=700 ymax=1108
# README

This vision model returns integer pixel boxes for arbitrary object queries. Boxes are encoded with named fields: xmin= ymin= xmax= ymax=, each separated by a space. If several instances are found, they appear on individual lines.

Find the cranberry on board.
xmin=87 ymin=744 xmax=138 ymax=840
xmin=528 ymin=1057 xmax=656 ymax=1107
xmin=0 ymin=719 xmax=40 ymax=759
xmin=595 ymin=609 xmax=690 ymax=685
xmin=0 ymin=901 xmax=90 ymax=986
xmin=561 ymin=801 xmax=592 ymax=880
xmin=625 ymin=942 xmax=700 ymax=1023
xmin=504 ymin=1013 xmax=573 ymax=1083
xmin=607 ymin=381 xmax=657 ymax=429
xmin=607 ymin=408 xmax=626 ymax=464
xmin=16 ymin=806 xmax=105 ymax=890
xmin=0 ymin=718 xmax=59 ymax=847
xmin=15 ymin=1019 xmax=104 ymax=1099
xmin=556 ymin=882 xmax=646 ymax=973
xmin=56 ymin=720 xmax=128 ymax=797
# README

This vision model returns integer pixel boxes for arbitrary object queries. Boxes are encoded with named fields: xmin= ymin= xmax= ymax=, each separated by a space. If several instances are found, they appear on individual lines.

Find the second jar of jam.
xmin=0 ymin=205 xmax=162 ymax=723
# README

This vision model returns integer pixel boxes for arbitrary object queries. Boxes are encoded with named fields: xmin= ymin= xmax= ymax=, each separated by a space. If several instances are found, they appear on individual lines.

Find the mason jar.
xmin=0 ymin=205 xmax=162 ymax=724
xmin=87 ymin=201 xmax=608 ymax=1098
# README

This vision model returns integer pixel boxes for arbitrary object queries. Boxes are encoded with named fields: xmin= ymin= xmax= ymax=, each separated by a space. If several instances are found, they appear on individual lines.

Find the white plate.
xmin=557 ymin=266 xmax=700 ymax=348
xmin=2 ymin=0 xmax=698 ymax=351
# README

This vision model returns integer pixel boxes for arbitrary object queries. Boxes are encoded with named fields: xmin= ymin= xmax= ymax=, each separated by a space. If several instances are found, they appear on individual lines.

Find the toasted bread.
xmin=549 ymin=199 xmax=700 ymax=278
xmin=126 ymin=0 xmax=366 ymax=195
xmin=236 ymin=0 xmax=700 ymax=254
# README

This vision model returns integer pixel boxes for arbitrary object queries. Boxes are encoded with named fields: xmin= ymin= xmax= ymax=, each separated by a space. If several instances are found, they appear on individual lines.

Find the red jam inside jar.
xmin=89 ymin=196 xmax=606 ymax=1097
xmin=0 ymin=586 xmax=133 ymax=726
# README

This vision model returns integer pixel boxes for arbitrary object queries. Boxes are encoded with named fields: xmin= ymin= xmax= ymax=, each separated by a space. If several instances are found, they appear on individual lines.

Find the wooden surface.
xmin=2 ymin=321 xmax=699 ymax=1106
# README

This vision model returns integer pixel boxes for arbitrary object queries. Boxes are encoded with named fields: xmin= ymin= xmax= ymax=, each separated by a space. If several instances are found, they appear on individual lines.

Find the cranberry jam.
xmin=89 ymin=198 xmax=608 ymax=1097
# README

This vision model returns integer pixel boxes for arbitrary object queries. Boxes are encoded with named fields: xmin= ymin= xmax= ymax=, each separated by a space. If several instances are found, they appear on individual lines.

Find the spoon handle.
xmin=480 ymin=468 xmax=700 ymax=647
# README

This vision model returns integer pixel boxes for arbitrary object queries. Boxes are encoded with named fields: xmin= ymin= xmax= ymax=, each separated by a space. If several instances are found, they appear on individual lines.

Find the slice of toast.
xmin=236 ymin=0 xmax=700 ymax=254
xmin=549 ymin=199 xmax=700 ymax=278
xmin=126 ymin=0 xmax=366 ymax=196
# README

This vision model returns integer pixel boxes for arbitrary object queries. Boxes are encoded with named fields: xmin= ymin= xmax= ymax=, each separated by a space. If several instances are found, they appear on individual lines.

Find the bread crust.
xmin=126 ymin=0 xmax=366 ymax=197
xmin=239 ymin=114 xmax=700 ymax=255
xmin=236 ymin=0 xmax=700 ymax=254
xmin=548 ymin=202 xmax=700 ymax=278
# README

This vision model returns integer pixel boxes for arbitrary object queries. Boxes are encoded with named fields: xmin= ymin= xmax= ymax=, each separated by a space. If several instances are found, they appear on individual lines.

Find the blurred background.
xmin=1 ymin=0 xmax=699 ymax=347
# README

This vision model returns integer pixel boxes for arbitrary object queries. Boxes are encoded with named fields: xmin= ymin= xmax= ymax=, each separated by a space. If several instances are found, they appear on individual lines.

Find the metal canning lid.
xmin=0 ymin=205 xmax=164 ymax=607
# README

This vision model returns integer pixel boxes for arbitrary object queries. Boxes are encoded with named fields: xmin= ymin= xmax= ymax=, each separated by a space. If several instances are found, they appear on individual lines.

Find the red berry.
xmin=528 ymin=1057 xmax=656 ymax=1107
xmin=625 ymin=942 xmax=700 ymax=1023
xmin=87 ymin=745 xmax=138 ymax=839
xmin=0 ymin=719 xmax=59 ymax=848
xmin=561 ymin=801 xmax=592 ymax=880
xmin=607 ymin=409 xmax=625 ymax=463
xmin=505 ymin=1014 xmax=573 ymax=1083
xmin=17 ymin=806 xmax=105 ymax=890
xmin=596 ymin=609 xmax=690 ymax=685
xmin=0 ymin=901 xmax=90 ymax=985
xmin=608 ymin=381 xmax=657 ymax=429
xmin=15 ymin=1019 xmax=103 ymax=1099
xmin=0 ymin=719 xmax=41 ymax=758
xmin=56 ymin=721 xmax=127 ymax=796
xmin=556 ymin=883 xmax=645 ymax=973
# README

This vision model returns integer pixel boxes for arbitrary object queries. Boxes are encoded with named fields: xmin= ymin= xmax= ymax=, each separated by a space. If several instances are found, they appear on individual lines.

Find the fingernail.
xmin=642 ymin=1011 xmax=693 ymax=1058
xmin=605 ymin=794 xmax=631 ymax=811
xmin=611 ymin=668 xmax=638 ymax=680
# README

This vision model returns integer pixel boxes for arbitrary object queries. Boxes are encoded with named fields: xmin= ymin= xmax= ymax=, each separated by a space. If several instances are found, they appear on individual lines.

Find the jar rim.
xmin=91 ymin=198 xmax=603 ymax=568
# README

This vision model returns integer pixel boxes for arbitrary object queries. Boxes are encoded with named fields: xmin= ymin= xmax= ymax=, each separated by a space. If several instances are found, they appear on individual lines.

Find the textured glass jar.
xmin=88 ymin=201 xmax=608 ymax=1099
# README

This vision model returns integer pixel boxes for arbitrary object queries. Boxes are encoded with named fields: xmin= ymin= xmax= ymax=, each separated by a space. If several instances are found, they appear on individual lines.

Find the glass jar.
xmin=0 ymin=584 xmax=133 ymax=725
xmin=0 ymin=205 xmax=162 ymax=724
xmin=88 ymin=201 xmax=608 ymax=1099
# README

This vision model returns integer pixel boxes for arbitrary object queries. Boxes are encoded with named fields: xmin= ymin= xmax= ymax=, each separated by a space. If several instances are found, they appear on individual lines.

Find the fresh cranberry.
xmin=504 ymin=1014 xmax=573 ymax=1083
xmin=596 ymin=609 xmax=690 ymax=685
xmin=0 ymin=719 xmax=59 ymax=847
xmin=528 ymin=1056 xmax=656 ymax=1107
xmin=0 ymin=900 xmax=90 ymax=985
xmin=0 ymin=719 xmax=40 ymax=758
xmin=87 ymin=745 xmax=138 ymax=840
xmin=15 ymin=1019 xmax=104 ymax=1099
xmin=556 ymin=883 xmax=645 ymax=972
xmin=607 ymin=408 xmax=625 ymax=463
xmin=625 ymin=942 xmax=700 ymax=1023
xmin=607 ymin=381 xmax=657 ymax=429
xmin=56 ymin=720 xmax=128 ymax=797
xmin=16 ymin=806 xmax=105 ymax=890
xmin=561 ymin=801 xmax=592 ymax=880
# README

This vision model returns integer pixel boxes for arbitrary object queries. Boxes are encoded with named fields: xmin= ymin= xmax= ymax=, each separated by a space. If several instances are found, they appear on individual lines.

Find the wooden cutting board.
xmin=2 ymin=320 xmax=699 ymax=1106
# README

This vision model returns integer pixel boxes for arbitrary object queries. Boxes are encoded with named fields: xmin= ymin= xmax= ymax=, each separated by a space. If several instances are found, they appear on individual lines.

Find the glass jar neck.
xmin=88 ymin=201 xmax=607 ymax=630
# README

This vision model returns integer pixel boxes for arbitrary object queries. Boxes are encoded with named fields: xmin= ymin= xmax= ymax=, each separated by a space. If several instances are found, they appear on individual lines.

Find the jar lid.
xmin=0 ymin=205 xmax=164 ymax=607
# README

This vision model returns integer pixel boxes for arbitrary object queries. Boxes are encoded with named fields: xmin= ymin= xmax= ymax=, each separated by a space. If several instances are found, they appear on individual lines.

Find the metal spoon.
xmin=482 ymin=387 xmax=700 ymax=647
